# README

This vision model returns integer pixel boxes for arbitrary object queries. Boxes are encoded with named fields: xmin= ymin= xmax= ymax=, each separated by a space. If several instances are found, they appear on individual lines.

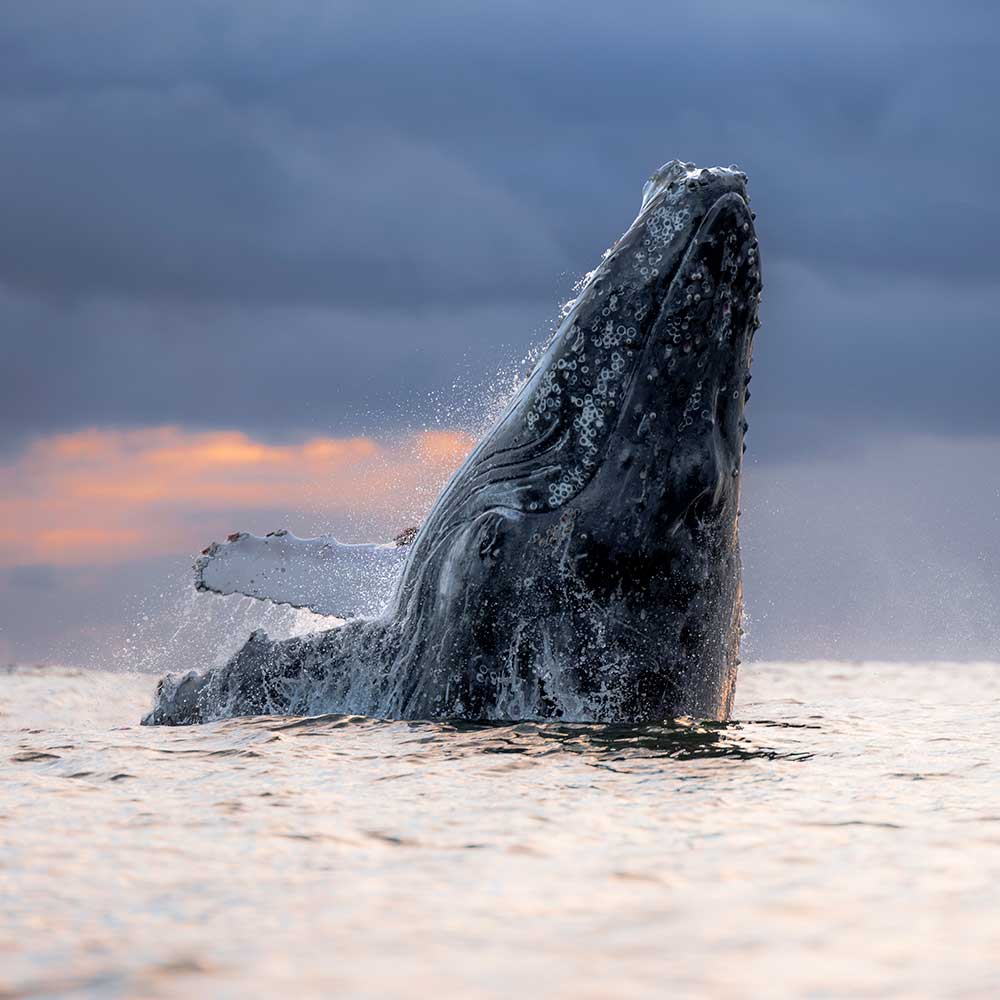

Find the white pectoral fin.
xmin=194 ymin=530 xmax=408 ymax=619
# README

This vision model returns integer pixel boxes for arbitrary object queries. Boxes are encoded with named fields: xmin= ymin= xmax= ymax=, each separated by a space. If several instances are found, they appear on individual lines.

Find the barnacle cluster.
xmin=524 ymin=198 xmax=696 ymax=509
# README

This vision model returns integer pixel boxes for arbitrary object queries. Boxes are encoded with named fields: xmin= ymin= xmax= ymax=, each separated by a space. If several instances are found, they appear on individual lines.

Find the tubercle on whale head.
xmin=640 ymin=160 xmax=749 ymax=215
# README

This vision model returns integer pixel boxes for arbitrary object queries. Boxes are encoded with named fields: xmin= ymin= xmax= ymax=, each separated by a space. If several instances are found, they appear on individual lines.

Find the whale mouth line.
xmin=692 ymin=190 xmax=752 ymax=249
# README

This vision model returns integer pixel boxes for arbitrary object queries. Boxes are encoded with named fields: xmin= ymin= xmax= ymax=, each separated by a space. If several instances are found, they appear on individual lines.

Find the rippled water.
xmin=3 ymin=661 xmax=999 ymax=998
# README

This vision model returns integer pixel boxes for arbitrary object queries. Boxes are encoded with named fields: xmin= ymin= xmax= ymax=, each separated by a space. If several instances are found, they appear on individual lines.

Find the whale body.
xmin=144 ymin=160 xmax=762 ymax=726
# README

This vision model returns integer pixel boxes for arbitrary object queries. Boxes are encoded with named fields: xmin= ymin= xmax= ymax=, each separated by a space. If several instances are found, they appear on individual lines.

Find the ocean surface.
xmin=3 ymin=660 xmax=999 ymax=999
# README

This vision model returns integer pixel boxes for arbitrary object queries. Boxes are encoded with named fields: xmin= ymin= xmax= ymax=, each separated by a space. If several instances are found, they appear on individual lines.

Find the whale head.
xmin=380 ymin=160 xmax=762 ymax=722
xmin=542 ymin=159 xmax=760 ymax=536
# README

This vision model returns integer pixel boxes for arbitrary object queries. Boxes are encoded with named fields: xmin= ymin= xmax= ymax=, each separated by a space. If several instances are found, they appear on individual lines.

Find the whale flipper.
xmin=194 ymin=530 xmax=409 ymax=619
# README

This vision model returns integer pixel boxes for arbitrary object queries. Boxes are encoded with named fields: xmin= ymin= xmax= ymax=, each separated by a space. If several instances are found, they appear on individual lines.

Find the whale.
xmin=143 ymin=159 xmax=762 ymax=726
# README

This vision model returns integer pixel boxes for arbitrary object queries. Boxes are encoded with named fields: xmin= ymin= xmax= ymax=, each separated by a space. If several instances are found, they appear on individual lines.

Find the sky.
xmin=1 ymin=0 xmax=999 ymax=668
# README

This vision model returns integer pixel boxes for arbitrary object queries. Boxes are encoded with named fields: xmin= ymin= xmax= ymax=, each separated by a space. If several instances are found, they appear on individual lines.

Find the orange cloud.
xmin=0 ymin=426 xmax=475 ymax=567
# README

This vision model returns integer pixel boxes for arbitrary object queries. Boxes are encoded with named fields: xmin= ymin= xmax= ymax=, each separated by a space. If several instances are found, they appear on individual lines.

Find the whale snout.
xmin=641 ymin=160 xmax=750 ymax=217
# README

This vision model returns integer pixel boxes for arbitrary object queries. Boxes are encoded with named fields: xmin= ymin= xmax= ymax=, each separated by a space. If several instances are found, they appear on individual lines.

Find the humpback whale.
xmin=144 ymin=159 xmax=762 ymax=726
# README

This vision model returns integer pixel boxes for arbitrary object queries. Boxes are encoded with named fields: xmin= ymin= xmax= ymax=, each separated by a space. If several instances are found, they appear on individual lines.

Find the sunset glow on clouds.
xmin=0 ymin=426 xmax=474 ymax=568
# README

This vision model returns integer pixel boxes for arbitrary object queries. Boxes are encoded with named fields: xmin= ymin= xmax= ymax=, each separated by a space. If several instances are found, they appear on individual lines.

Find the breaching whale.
xmin=143 ymin=159 xmax=762 ymax=726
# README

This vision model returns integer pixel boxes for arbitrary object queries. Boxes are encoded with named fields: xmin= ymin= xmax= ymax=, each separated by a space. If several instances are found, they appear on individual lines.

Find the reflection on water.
xmin=451 ymin=717 xmax=818 ymax=762
xmin=248 ymin=714 xmax=819 ymax=763
xmin=3 ymin=660 xmax=1000 ymax=999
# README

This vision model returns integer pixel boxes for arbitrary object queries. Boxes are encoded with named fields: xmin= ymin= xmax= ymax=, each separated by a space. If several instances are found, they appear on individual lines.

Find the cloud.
xmin=1 ymin=2 xmax=997 ymax=314
xmin=4 ymin=564 xmax=59 ymax=591
xmin=748 ymin=261 xmax=1000 ymax=457
xmin=4 ymin=5 xmax=998 ymax=285
xmin=5 ymin=249 xmax=999 ymax=462
xmin=3 ymin=426 xmax=998 ymax=668
xmin=743 ymin=432 xmax=1000 ymax=661
xmin=0 ymin=89 xmax=567 ymax=306
xmin=1 ymin=1 xmax=998 ymax=666
xmin=1 ymin=0 xmax=998 ymax=459
xmin=0 ymin=286 xmax=547 ymax=450
xmin=0 ymin=425 xmax=475 ymax=567
xmin=2 ymin=0 xmax=999 ymax=455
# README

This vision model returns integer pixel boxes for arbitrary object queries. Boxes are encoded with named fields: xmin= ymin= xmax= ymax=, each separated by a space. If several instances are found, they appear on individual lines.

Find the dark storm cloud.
xmin=1 ymin=0 xmax=998 ymax=452
xmin=0 ymin=91 xmax=567 ymax=305
xmin=5 ymin=1 xmax=999 ymax=668
xmin=3 ymin=1 xmax=998 ymax=299
xmin=0 ymin=285 xmax=549 ymax=447
xmin=4 ymin=269 xmax=998 ymax=461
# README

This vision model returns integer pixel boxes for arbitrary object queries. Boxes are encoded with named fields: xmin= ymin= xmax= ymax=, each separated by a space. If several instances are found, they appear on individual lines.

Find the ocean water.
xmin=3 ymin=660 xmax=999 ymax=999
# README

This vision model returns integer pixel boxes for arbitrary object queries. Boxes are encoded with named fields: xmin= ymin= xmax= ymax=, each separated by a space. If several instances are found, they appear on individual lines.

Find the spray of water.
xmin=116 ymin=347 xmax=546 ymax=678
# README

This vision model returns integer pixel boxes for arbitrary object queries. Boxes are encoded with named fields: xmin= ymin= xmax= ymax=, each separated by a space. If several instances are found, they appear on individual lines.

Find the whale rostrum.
xmin=144 ymin=160 xmax=762 ymax=726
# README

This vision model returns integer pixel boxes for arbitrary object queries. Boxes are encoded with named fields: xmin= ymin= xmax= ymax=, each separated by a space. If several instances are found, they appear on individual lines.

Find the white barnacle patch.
xmin=644 ymin=204 xmax=691 ymax=252
xmin=525 ymin=357 xmax=565 ymax=432
xmin=522 ymin=177 xmax=704 ymax=510
xmin=525 ymin=284 xmax=648 ymax=509
xmin=678 ymin=380 xmax=705 ymax=431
